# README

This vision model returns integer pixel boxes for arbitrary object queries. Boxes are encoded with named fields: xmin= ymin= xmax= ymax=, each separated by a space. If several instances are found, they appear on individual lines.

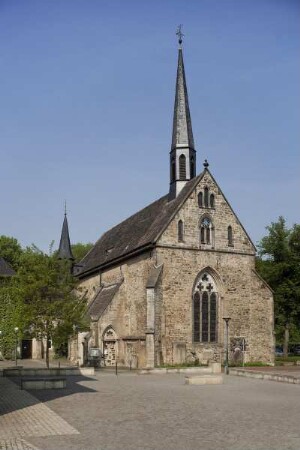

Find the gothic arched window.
xmin=198 ymin=192 xmax=203 ymax=208
xmin=171 ymin=157 xmax=176 ymax=182
xmin=179 ymin=154 xmax=186 ymax=180
xmin=210 ymin=194 xmax=215 ymax=208
xmin=193 ymin=272 xmax=218 ymax=343
xmin=200 ymin=217 xmax=213 ymax=245
xmin=228 ymin=225 xmax=233 ymax=246
xmin=204 ymin=187 xmax=209 ymax=207
xmin=178 ymin=220 xmax=184 ymax=242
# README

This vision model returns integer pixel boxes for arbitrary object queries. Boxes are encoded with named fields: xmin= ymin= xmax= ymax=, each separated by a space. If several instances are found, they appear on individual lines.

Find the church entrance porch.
xmin=102 ymin=327 xmax=117 ymax=366
xmin=103 ymin=341 xmax=116 ymax=366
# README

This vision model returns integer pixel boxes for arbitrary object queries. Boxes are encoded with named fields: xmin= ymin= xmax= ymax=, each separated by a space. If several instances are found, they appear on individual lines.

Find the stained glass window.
xmin=193 ymin=273 xmax=218 ymax=343
xmin=202 ymin=292 xmax=209 ymax=342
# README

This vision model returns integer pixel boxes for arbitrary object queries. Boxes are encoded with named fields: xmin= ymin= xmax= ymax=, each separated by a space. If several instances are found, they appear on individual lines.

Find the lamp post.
xmin=222 ymin=317 xmax=231 ymax=375
xmin=14 ymin=327 xmax=19 ymax=366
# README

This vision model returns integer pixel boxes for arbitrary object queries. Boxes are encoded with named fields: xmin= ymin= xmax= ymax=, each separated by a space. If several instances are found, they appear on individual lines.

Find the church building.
xmin=73 ymin=37 xmax=274 ymax=368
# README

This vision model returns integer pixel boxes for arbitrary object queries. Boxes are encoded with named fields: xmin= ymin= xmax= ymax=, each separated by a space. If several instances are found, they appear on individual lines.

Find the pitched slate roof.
xmin=0 ymin=257 xmax=16 ymax=277
xmin=76 ymin=172 xmax=204 ymax=278
xmin=88 ymin=282 xmax=122 ymax=321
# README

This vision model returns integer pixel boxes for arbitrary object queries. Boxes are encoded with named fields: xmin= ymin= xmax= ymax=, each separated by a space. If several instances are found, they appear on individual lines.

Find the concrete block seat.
xmin=185 ymin=374 xmax=223 ymax=385
xmin=21 ymin=376 xmax=66 ymax=390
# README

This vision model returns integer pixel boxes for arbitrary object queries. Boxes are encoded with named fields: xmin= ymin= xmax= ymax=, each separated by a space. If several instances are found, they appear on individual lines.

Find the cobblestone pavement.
xmin=12 ymin=370 xmax=299 ymax=450
xmin=0 ymin=438 xmax=40 ymax=450
xmin=0 ymin=377 xmax=78 ymax=450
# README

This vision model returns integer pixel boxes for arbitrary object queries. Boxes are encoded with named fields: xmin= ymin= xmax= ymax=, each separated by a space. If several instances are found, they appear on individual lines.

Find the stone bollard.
xmin=209 ymin=362 xmax=221 ymax=374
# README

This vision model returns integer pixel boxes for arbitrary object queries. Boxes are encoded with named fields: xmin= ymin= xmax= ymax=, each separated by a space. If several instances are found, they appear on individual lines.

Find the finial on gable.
xmin=203 ymin=159 xmax=209 ymax=169
xmin=176 ymin=24 xmax=184 ymax=48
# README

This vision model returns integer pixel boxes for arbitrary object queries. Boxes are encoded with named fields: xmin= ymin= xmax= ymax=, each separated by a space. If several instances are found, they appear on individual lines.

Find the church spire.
xmin=58 ymin=203 xmax=74 ymax=261
xmin=169 ymin=26 xmax=196 ymax=201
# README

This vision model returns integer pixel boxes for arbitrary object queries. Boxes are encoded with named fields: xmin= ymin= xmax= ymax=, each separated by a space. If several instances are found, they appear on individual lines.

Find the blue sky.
xmin=0 ymin=0 xmax=299 ymax=251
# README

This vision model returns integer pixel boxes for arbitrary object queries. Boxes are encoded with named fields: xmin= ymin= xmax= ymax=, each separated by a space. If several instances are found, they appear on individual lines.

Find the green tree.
xmin=71 ymin=242 xmax=93 ymax=263
xmin=0 ymin=235 xmax=23 ymax=270
xmin=256 ymin=217 xmax=300 ymax=356
xmin=0 ymin=286 xmax=24 ymax=359
xmin=17 ymin=246 xmax=87 ymax=367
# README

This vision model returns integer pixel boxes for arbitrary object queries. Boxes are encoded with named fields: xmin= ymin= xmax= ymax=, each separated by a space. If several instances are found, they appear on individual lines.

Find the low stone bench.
xmin=21 ymin=377 xmax=66 ymax=390
xmin=4 ymin=367 xmax=94 ymax=377
xmin=185 ymin=374 xmax=223 ymax=385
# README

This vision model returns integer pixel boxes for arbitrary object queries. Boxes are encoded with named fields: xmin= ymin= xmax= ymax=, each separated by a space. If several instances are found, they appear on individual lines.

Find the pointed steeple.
xmin=58 ymin=204 xmax=74 ymax=261
xmin=169 ymin=26 xmax=196 ymax=200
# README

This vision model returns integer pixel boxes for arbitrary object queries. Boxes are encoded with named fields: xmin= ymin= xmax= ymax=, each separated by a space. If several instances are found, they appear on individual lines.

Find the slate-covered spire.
xmin=58 ymin=206 xmax=74 ymax=261
xmin=169 ymin=26 xmax=196 ymax=201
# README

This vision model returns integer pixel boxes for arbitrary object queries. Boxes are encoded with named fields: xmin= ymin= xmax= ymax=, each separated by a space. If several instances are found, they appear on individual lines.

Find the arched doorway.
xmin=102 ymin=327 xmax=117 ymax=366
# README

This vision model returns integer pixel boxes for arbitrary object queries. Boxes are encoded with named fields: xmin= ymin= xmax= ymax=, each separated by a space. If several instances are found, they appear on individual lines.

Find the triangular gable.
xmin=156 ymin=168 xmax=256 ymax=254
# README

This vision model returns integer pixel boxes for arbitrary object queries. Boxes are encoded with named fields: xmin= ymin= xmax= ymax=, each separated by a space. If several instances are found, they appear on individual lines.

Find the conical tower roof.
xmin=171 ymin=47 xmax=195 ymax=151
xmin=58 ymin=213 xmax=74 ymax=261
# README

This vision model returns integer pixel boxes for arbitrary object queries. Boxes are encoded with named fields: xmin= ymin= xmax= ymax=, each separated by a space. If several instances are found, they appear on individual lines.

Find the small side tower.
xmin=169 ymin=26 xmax=196 ymax=201
xmin=57 ymin=203 xmax=74 ymax=263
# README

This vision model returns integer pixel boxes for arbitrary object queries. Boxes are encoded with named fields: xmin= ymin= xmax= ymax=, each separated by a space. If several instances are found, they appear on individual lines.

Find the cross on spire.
xmin=176 ymin=24 xmax=184 ymax=47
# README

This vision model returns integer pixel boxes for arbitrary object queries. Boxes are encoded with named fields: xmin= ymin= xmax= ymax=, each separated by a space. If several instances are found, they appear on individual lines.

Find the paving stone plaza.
xmin=1 ymin=363 xmax=300 ymax=450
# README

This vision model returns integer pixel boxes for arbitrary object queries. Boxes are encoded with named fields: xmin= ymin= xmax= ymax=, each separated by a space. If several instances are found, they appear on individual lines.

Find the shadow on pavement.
xmin=0 ymin=374 xmax=98 ymax=416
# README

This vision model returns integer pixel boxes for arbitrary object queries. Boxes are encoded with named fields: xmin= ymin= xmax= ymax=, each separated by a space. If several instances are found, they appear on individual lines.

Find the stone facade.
xmin=76 ymin=171 xmax=274 ymax=367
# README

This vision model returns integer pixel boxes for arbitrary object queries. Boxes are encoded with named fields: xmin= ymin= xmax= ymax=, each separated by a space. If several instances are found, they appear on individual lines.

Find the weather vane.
xmin=176 ymin=24 xmax=184 ymax=47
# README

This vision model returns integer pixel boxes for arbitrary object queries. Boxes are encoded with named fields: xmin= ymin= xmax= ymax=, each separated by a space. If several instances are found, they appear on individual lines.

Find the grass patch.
xmin=276 ymin=356 xmax=300 ymax=362
xmin=229 ymin=361 xmax=269 ymax=367
xmin=275 ymin=356 xmax=300 ymax=365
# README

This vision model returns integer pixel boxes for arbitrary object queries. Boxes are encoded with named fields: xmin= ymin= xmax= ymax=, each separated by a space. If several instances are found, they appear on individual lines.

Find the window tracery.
xmin=200 ymin=217 xmax=213 ymax=245
xmin=193 ymin=272 xmax=218 ymax=343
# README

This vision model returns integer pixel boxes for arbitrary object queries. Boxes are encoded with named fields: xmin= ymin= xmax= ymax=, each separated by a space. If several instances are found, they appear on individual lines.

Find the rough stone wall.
xmin=77 ymin=252 xmax=153 ymax=367
xmin=156 ymin=172 xmax=274 ymax=364
xmin=77 ymin=273 xmax=101 ymax=306
xmin=159 ymin=170 xmax=255 ymax=255
xmin=154 ymin=272 xmax=163 ymax=366
xmin=156 ymin=246 xmax=274 ymax=364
